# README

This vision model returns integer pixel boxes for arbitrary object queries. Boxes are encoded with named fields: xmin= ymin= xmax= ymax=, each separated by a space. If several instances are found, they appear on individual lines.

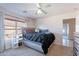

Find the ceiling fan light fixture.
xmin=37 ymin=9 xmax=42 ymax=14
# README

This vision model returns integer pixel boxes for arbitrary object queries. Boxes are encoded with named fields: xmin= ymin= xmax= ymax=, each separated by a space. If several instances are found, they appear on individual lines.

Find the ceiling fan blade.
xmin=40 ymin=8 xmax=47 ymax=14
xmin=36 ymin=3 xmax=41 ymax=8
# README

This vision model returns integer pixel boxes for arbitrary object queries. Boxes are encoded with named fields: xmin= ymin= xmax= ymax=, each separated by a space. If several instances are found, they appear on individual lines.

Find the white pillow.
xmin=35 ymin=29 xmax=39 ymax=32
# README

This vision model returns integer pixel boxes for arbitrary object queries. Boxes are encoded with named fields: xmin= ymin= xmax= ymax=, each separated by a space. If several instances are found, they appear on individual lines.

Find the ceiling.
xmin=0 ymin=3 xmax=79 ymax=19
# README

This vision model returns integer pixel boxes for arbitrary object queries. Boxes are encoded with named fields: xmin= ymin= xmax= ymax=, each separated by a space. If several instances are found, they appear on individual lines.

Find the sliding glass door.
xmin=4 ymin=19 xmax=16 ymax=49
xmin=4 ymin=18 xmax=27 ymax=49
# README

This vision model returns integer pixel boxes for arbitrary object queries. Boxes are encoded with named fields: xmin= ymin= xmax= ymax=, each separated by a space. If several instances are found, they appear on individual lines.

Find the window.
xmin=4 ymin=19 xmax=16 ymax=40
xmin=17 ymin=22 xmax=26 ymax=35
xmin=4 ymin=18 xmax=27 ymax=40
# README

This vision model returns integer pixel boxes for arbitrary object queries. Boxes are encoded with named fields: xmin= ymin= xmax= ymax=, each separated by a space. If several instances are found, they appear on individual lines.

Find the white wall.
xmin=36 ymin=12 xmax=77 ymax=45
xmin=75 ymin=11 xmax=79 ymax=32
xmin=26 ymin=19 xmax=36 ymax=28
xmin=0 ymin=12 xmax=5 ymax=52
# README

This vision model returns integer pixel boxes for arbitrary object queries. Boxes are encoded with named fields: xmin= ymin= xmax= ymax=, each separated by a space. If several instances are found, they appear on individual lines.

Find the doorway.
xmin=63 ymin=24 xmax=69 ymax=40
xmin=63 ymin=18 xmax=75 ymax=47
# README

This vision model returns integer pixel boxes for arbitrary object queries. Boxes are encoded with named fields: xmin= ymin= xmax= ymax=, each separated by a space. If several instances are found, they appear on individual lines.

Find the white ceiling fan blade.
xmin=40 ymin=9 xmax=47 ymax=14
xmin=36 ymin=3 xmax=41 ymax=8
xmin=36 ymin=9 xmax=47 ymax=15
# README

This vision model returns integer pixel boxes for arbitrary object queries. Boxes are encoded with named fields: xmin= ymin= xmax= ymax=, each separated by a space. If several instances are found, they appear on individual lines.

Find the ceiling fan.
xmin=36 ymin=3 xmax=47 ymax=15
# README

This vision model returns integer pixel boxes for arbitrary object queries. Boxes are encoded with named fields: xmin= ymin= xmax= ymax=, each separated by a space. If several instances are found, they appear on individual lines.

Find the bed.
xmin=22 ymin=28 xmax=55 ymax=54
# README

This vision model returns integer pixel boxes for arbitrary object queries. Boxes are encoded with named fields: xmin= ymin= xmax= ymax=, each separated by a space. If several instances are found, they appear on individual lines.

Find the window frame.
xmin=4 ymin=17 xmax=26 ymax=40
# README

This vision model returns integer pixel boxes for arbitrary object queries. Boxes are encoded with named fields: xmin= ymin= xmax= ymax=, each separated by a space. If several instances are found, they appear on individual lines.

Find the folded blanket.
xmin=42 ymin=33 xmax=55 ymax=54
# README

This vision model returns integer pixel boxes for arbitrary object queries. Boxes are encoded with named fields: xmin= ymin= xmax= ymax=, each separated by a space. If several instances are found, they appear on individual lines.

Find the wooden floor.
xmin=0 ymin=44 xmax=73 ymax=56
xmin=47 ymin=44 xmax=73 ymax=56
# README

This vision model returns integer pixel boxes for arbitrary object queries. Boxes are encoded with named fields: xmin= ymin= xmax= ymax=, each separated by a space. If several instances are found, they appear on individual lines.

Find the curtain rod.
xmin=4 ymin=13 xmax=26 ymax=21
xmin=5 ymin=18 xmax=26 ymax=23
